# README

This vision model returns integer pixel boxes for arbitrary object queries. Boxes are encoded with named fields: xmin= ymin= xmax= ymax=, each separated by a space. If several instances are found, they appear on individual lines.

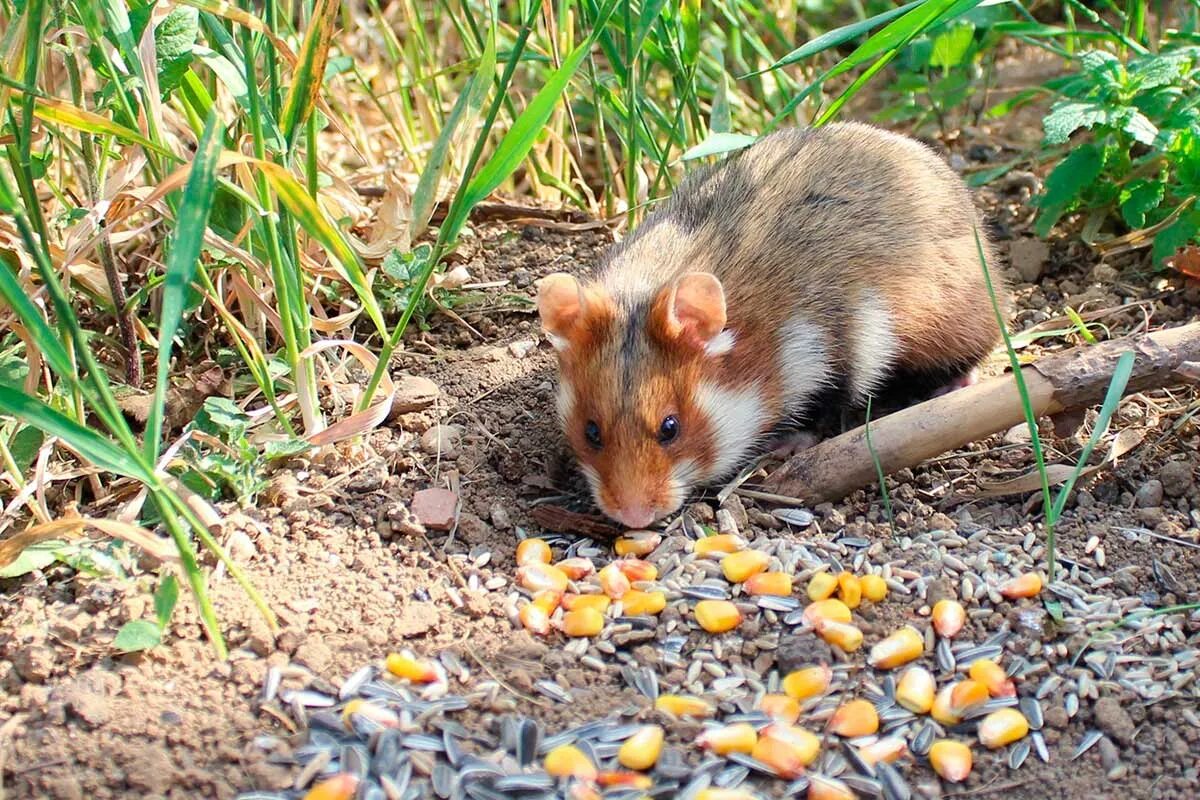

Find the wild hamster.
xmin=537 ymin=122 xmax=1003 ymax=528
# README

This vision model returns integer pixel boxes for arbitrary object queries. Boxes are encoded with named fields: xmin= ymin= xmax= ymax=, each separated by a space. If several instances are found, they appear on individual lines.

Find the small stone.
xmin=1135 ymin=479 xmax=1164 ymax=508
xmin=390 ymin=375 xmax=440 ymax=416
xmin=1009 ymin=238 xmax=1050 ymax=283
xmin=412 ymin=488 xmax=459 ymax=531
xmin=1159 ymin=460 xmax=1194 ymax=497
xmin=1002 ymin=423 xmax=1033 ymax=445
xmin=420 ymin=424 xmax=463 ymax=456
xmin=384 ymin=501 xmax=426 ymax=537
xmin=1091 ymin=263 xmax=1120 ymax=284
xmin=508 ymin=340 xmax=537 ymax=359
xmin=12 ymin=644 xmax=55 ymax=683
xmin=1043 ymin=706 xmax=1069 ymax=729
xmin=1094 ymin=697 xmax=1136 ymax=745
xmin=490 ymin=504 xmax=513 ymax=531
xmin=511 ymin=268 xmax=534 ymax=288
xmin=293 ymin=639 xmax=333 ymax=675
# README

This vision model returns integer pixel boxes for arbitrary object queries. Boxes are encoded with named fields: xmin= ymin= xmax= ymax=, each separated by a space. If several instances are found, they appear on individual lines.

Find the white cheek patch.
xmin=693 ymin=381 xmax=768 ymax=480
xmin=846 ymin=293 xmax=899 ymax=403
xmin=546 ymin=331 xmax=570 ymax=351
xmin=667 ymin=458 xmax=701 ymax=511
xmin=556 ymin=382 xmax=575 ymax=424
xmin=777 ymin=317 xmax=835 ymax=403
xmin=704 ymin=329 xmax=736 ymax=357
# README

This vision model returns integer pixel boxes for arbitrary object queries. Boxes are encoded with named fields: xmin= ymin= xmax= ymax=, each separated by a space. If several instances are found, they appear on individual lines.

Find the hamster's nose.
xmin=614 ymin=506 xmax=656 ymax=529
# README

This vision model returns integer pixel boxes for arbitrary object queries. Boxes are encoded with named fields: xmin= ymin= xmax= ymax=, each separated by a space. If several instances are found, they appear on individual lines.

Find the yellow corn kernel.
xmin=655 ymin=694 xmax=714 ymax=718
xmin=694 ymin=533 xmax=746 ymax=557
xmin=895 ymin=666 xmax=936 ymax=714
xmin=532 ymin=590 xmax=561 ymax=614
xmin=931 ymin=683 xmax=962 ymax=726
xmin=827 ymin=698 xmax=879 ymax=737
xmin=761 ymin=723 xmax=820 ymax=766
xmin=749 ymin=736 xmax=804 ymax=779
xmin=303 ymin=774 xmax=359 ymax=800
xmin=561 ymin=593 xmax=611 ymax=613
xmin=744 ymin=571 xmax=793 ymax=597
xmin=978 ymin=708 xmax=1029 ymax=749
xmin=618 ymin=724 xmax=664 ymax=771
xmin=782 ymin=665 xmax=833 ymax=701
xmin=518 ymin=603 xmax=551 ymax=635
xmin=929 ymin=739 xmax=973 ymax=782
xmin=561 ymin=607 xmax=605 ymax=637
xmin=696 ymin=722 xmax=758 ymax=755
xmin=806 ymin=571 xmax=839 ymax=601
xmin=567 ymin=784 xmax=603 ymax=800
xmin=758 ymin=693 xmax=801 ymax=724
xmin=341 ymin=699 xmax=399 ymax=730
xmin=1000 ymin=572 xmax=1043 ymax=599
xmin=721 ymin=550 xmax=770 ymax=583
xmin=596 ymin=771 xmax=652 ymax=789
xmin=868 ymin=625 xmax=924 ymax=669
xmin=516 ymin=537 xmax=552 ymax=566
xmin=837 ymin=572 xmax=862 ymax=609
xmin=598 ymin=563 xmax=631 ymax=598
xmin=860 ymin=574 xmax=888 ymax=603
xmin=803 ymin=598 xmax=852 ymax=626
xmin=949 ymin=679 xmax=989 ymax=716
xmin=621 ymin=589 xmax=667 ymax=616
xmin=696 ymin=790 xmax=760 ymax=800
xmin=555 ymin=557 xmax=595 ymax=580
xmin=807 ymin=774 xmax=856 ymax=800
xmin=615 ymin=558 xmax=658 ymax=582
xmin=544 ymin=744 xmax=598 ymax=780
xmin=856 ymin=736 xmax=908 ymax=766
xmin=517 ymin=562 xmax=569 ymax=594
xmin=815 ymin=619 xmax=864 ymax=652
xmin=385 ymin=653 xmax=438 ymax=682
xmin=969 ymin=658 xmax=1016 ymax=698
xmin=931 ymin=598 xmax=966 ymax=638
xmin=614 ymin=531 xmax=661 ymax=557
xmin=695 ymin=599 xmax=743 ymax=633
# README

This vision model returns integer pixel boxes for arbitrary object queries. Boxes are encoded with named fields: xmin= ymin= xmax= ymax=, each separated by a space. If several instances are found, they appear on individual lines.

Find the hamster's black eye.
xmin=584 ymin=420 xmax=602 ymax=449
xmin=658 ymin=415 xmax=680 ymax=444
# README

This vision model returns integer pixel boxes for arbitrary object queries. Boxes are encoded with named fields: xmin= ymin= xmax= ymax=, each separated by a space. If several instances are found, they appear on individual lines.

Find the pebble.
xmin=411 ymin=488 xmax=459 ymax=531
xmin=1009 ymin=238 xmax=1050 ymax=282
xmin=390 ymin=374 xmax=440 ymax=415
xmin=420 ymin=424 xmax=463 ymax=456
xmin=1159 ymin=460 xmax=1195 ymax=497
xmin=1093 ymin=697 xmax=1136 ymax=745
xmin=1134 ymin=479 xmax=1164 ymax=508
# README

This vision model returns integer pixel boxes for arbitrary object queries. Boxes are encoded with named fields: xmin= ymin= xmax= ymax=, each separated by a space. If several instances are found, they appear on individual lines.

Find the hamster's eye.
xmin=658 ymin=415 xmax=680 ymax=444
xmin=584 ymin=420 xmax=603 ymax=449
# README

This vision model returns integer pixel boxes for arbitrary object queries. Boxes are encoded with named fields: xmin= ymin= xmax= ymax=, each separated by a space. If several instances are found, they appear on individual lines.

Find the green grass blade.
xmin=279 ymin=0 xmax=340 ymax=147
xmin=681 ymin=132 xmax=757 ymax=160
xmin=146 ymin=113 xmax=224 ymax=463
xmin=754 ymin=0 xmax=924 ymax=75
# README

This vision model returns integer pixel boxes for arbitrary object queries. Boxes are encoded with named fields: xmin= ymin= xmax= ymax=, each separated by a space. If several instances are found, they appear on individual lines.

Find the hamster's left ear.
xmin=652 ymin=272 xmax=728 ymax=353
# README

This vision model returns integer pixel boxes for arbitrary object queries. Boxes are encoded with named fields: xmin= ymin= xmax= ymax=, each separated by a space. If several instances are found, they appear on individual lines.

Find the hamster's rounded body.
xmin=538 ymin=123 xmax=1004 ymax=528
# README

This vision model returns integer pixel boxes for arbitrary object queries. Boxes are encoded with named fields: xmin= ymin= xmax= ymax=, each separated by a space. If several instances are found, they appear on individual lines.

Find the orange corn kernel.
xmin=803 ymin=598 xmax=852 ymax=627
xmin=621 ymin=589 xmax=667 ymax=616
xmin=544 ymin=744 xmax=598 ymax=780
xmin=303 ymin=774 xmax=359 ymax=800
xmin=618 ymin=724 xmax=664 ymax=770
xmin=615 ymin=558 xmax=658 ymax=582
xmin=655 ymin=694 xmax=713 ymax=718
xmin=782 ymin=665 xmax=833 ymax=701
xmin=695 ymin=600 xmax=743 ymax=633
xmin=721 ymin=550 xmax=770 ymax=583
xmin=758 ymin=693 xmax=802 ymax=724
xmin=931 ymin=599 xmax=966 ymax=638
xmin=696 ymin=722 xmax=758 ymax=755
xmin=860 ymin=574 xmax=888 ymax=602
xmin=969 ymin=658 xmax=1016 ymax=698
xmin=807 ymin=774 xmax=856 ymax=800
xmin=561 ymin=607 xmax=605 ymax=637
xmin=749 ymin=736 xmax=804 ymax=779
xmin=931 ymin=683 xmax=962 ymax=726
xmin=868 ymin=625 xmax=924 ymax=670
xmin=555 ymin=557 xmax=596 ymax=580
xmin=385 ymin=653 xmax=438 ymax=683
xmin=856 ymin=736 xmax=908 ymax=766
xmin=949 ymin=679 xmax=989 ymax=716
xmin=596 ymin=771 xmax=652 ymax=789
xmin=806 ymin=571 xmax=839 ymax=601
xmin=815 ymin=619 xmax=864 ymax=652
xmin=694 ymin=533 xmax=746 ymax=557
xmin=827 ymin=698 xmax=879 ymax=737
xmin=598 ymin=563 xmax=631 ymax=598
xmin=515 ymin=537 xmax=551 ymax=566
xmin=614 ymin=531 xmax=661 ymax=557
xmin=929 ymin=739 xmax=972 ymax=782
xmin=744 ymin=571 xmax=793 ymax=596
xmin=341 ymin=700 xmax=399 ymax=730
xmin=978 ymin=708 xmax=1029 ymax=749
xmin=895 ymin=666 xmax=936 ymax=714
xmin=561 ymin=593 xmax=611 ymax=613
xmin=837 ymin=572 xmax=862 ymax=609
xmin=761 ymin=723 xmax=820 ymax=766
xmin=517 ymin=562 xmax=569 ymax=594
xmin=519 ymin=603 xmax=551 ymax=635
xmin=999 ymin=572 xmax=1043 ymax=599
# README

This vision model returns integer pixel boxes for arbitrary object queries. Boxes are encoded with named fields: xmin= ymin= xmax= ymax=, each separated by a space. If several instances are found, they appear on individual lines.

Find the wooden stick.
xmin=762 ymin=322 xmax=1200 ymax=504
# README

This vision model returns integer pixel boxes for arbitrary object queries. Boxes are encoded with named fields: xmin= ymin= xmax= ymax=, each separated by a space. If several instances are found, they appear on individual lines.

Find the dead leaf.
xmin=1166 ymin=245 xmax=1200 ymax=279
xmin=0 ymin=520 xmax=84 ymax=567
xmin=973 ymin=427 xmax=1146 ymax=500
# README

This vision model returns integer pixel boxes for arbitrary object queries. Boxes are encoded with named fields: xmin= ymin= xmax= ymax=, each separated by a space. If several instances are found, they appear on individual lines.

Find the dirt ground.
xmin=2 ymin=53 xmax=1200 ymax=800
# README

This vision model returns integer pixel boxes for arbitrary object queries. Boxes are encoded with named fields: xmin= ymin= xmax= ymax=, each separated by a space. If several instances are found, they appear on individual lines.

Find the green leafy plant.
xmin=114 ymin=574 xmax=179 ymax=653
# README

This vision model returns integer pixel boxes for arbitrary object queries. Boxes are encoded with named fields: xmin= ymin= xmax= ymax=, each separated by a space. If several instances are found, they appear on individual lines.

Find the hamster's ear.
xmin=537 ymin=273 xmax=587 ymax=350
xmin=653 ymin=272 xmax=728 ymax=353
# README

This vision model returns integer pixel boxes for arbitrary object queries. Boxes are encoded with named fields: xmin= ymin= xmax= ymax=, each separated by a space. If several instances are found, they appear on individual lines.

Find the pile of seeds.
xmin=237 ymin=512 xmax=1200 ymax=800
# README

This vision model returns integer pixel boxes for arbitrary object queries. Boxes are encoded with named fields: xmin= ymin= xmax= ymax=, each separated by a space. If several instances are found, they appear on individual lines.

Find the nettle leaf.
xmin=154 ymin=574 xmax=179 ymax=629
xmin=929 ymin=22 xmax=975 ymax=69
xmin=1120 ymin=179 xmax=1165 ymax=228
xmin=9 ymin=426 xmax=45 ymax=475
xmin=192 ymin=396 xmax=250 ymax=441
xmin=1116 ymin=108 xmax=1159 ymax=146
xmin=1151 ymin=209 xmax=1200 ymax=268
xmin=1079 ymin=50 xmax=1123 ymax=86
xmin=114 ymin=619 xmax=162 ymax=652
xmin=1043 ymin=100 xmax=1116 ymax=145
xmin=263 ymin=438 xmax=311 ymax=461
xmin=1129 ymin=52 xmax=1190 ymax=91
xmin=1035 ymin=143 xmax=1104 ymax=237
xmin=155 ymin=6 xmax=200 ymax=93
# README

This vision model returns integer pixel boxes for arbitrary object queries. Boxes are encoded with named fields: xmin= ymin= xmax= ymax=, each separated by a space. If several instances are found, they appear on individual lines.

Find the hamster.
xmin=537 ymin=122 xmax=1004 ymax=529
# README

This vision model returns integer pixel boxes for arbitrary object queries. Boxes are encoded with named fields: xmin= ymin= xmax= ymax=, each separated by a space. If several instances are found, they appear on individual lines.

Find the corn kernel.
xmin=860 ymin=574 xmax=888 ymax=602
xmin=949 ymin=679 xmax=989 ymax=716
xmin=615 ymin=558 xmax=658 ymax=582
xmin=721 ymin=549 xmax=770 ymax=583
xmin=807 ymin=774 xmax=856 ymax=800
xmin=696 ymin=722 xmax=758 ymax=755
xmin=596 ymin=771 xmax=652 ymax=789
xmin=1000 ymin=572 xmax=1043 ymax=599
xmin=694 ymin=533 xmax=745 ymax=556
xmin=969 ymin=658 xmax=1016 ymax=698
xmin=856 ymin=736 xmax=907 ymax=766
xmin=744 ymin=571 xmax=793 ymax=596
xmin=761 ymin=723 xmax=820 ymax=766
xmin=695 ymin=599 xmax=743 ymax=633
xmin=931 ymin=683 xmax=961 ymax=725
xmin=516 ymin=537 xmax=551 ymax=566
xmin=567 ymin=784 xmax=602 ymax=800
xmin=614 ymin=531 xmax=661 ymax=557
xmin=544 ymin=744 xmax=597 ymax=780
xmin=978 ymin=708 xmax=1029 ymax=749
xmin=782 ymin=665 xmax=832 ymax=701
xmin=758 ymin=693 xmax=801 ymax=724
xmin=815 ymin=619 xmax=864 ymax=652
xmin=806 ymin=571 xmax=839 ymax=601
xmin=837 ymin=572 xmax=862 ymax=609
xmin=561 ymin=607 xmax=605 ymax=637
xmin=598 ymin=563 xmax=631 ymax=598
xmin=803 ymin=598 xmax=852 ymax=626
xmin=517 ymin=562 xmax=569 ymax=594
xmin=519 ymin=603 xmax=551 ymax=635
xmin=618 ymin=724 xmax=663 ymax=770
xmin=621 ymin=589 xmax=667 ymax=616
xmin=532 ymin=590 xmax=561 ymax=614
xmin=931 ymin=598 xmax=966 ymax=638
xmin=827 ymin=698 xmax=879 ymax=737
xmin=895 ymin=666 xmax=936 ymax=714
xmin=749 ymin=736 xmax=804 ymax=779
xmin=385 ymin=653 xmax=438 ymax=682
xmin=303 ymin=774 xmax=359 ymax=800
xmin=561 ymin=593 xmax=611 ymax=613
xmin=696 ymin=790 xmax=760 ymax=800
xmin=929 ymin=739 xmax=973 ymax=782
xmin=342 ymin=699 xmax=399 ymax=730
xmin=555 ymin=557 xmax=595 ymax=580
xmin=655 ymin=694 xmax=713 ymax=718
xmin=868 ymin=625 xmax=924 ymax=669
